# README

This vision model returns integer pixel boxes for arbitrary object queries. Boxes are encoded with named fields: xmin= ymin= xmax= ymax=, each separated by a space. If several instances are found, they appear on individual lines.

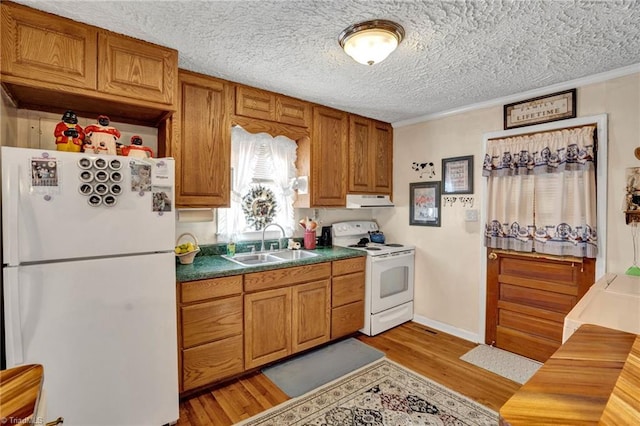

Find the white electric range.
xmin=332 ymin=221 xmax=415 ymax=336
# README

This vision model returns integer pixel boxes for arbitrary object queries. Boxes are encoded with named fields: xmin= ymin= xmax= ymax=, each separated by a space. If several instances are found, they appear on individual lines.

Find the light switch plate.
xmin=465 ymin=209 xmax=479 ymax=222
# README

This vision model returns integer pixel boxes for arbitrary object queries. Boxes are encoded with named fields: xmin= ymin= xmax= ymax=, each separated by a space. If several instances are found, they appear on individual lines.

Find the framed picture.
xmin=504 ymin=89 xmax=576 ymax=130
xmin=410 ymin=181 xmax=441 ymax=227
xmin=442 ymin=155 xmax=473 ymax=194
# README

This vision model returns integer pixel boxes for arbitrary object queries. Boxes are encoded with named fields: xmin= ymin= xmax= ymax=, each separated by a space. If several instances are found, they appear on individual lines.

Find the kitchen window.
xmin=218 ymin=126 xmax=297 ymax=239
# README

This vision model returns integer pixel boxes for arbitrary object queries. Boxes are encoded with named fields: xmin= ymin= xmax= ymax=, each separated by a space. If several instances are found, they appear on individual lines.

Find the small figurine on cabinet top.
xmin=54 ymin=110 xmax=85 ymax=152
xmin=84 ymin=115 xmax=121 ymax=155
xmin=123 ymin=135 xmax=154 ymax=158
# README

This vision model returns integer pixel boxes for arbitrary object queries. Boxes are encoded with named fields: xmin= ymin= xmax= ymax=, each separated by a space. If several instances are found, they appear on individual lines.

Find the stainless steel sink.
xmin=268 ymin=250 xmax=318 ymax=261
xmin=222 ymin=250 xmax=318 ymax=266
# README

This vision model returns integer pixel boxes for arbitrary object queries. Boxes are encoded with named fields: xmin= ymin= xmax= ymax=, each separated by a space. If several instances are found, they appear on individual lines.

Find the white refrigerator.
xmin=1 ymin=146 xmax=179 ymax=425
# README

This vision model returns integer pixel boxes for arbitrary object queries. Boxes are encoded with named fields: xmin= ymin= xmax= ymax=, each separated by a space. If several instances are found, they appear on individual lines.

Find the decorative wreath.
xmin=241 ymin=184 xmax=278 ymax=230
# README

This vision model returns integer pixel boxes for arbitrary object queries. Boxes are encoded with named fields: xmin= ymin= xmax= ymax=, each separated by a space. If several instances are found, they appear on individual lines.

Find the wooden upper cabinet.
xmin=97 ymin=31 xmax=177 ymax=105
xmin=236 ymin=86 xmax=273 ymax=121
xmin=173 ymin=70 xmax=232 ymax=207
xmin=0 ymin=1 xmax=177 ymax=126
xmin=348 ymin=115 xmax=372 ymax=193
xmin=311 ymin=106 xmax=348 ymax=206
xmin=276 ymin=95 xmax=310 ymax=127
xmin=372 ymin=120 xmax=393 ymax=193
xmin=235 ymin=85 xmax=310 ymax=127
xmin=1 ymin=2 xmax=97 ymax=89
xmin=348 ymin=114 xmax=393 ymax=195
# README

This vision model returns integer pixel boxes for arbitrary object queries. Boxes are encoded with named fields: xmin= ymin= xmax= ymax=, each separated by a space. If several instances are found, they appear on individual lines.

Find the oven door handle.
xmin=371 ymin=250 xmax=414 ymax=262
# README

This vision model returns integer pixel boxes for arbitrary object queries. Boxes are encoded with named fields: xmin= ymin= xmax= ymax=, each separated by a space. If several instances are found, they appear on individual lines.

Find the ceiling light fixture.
xmin=339 ymin=19 xmax=405 ymax=66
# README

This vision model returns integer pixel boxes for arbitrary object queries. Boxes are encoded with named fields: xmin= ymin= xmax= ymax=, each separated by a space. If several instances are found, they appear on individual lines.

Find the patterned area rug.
xmin=237 ymin=358 xmax=497 ymax=425
xmin=460 ymin=345 xmax=542 ymax=385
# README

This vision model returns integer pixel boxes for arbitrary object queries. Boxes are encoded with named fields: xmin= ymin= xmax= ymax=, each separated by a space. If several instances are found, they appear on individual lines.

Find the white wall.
xmin=177 ymin=206 xmax=374 ymax=245
xmin=377 ymin=72 xmax=640 ymax=341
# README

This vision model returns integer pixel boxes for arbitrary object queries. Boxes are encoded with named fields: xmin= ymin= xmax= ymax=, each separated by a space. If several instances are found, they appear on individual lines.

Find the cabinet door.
xmin=244 ymin=287 xmax=291 ymax=369
xmin=1 ymin=2 xmax=97 ymax=89
xmin=347 ymin=116 xmax=393 ymax=195
xmin=372 ymin=120 xmax=393 ymax=194
xmin=291 ymin=280 xmax=330 ymax=353
xmin=276 ymin=96 xmax=311 ymax=127
xmin=311 ymin=106 xmax=348 ymax=206
xmin=235 ymin=85 xmax=275 ymax=121
xmin=348 ymin=115 xmax=372 ymax=193
xmin=97 ymin=32 xmax=177 ymax=105
xmin=173 ymin=70 xmax=232 ymax=207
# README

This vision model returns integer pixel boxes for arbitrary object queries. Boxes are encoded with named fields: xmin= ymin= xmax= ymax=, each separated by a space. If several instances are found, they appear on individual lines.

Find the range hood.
xmin=346 ymin=194 xmax=395 ymax=208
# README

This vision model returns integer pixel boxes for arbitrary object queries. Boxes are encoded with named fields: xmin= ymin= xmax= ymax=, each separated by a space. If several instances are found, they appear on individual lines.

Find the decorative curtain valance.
xmin=482 ymin=125 xmax=596 ymax=177
xmin=483 ymin=125 xmax=598 ymax=258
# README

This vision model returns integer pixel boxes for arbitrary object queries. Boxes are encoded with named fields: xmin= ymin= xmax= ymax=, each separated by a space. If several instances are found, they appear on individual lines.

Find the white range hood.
xmin=346 ymin=194 xmax=395 ymax=208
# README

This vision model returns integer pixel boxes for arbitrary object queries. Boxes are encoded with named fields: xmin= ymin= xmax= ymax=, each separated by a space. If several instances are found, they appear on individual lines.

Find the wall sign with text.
xmin=442 ymin=155 xmax=473 ymax=195
xmin=504 ymin=89 xmax=576 ymax=130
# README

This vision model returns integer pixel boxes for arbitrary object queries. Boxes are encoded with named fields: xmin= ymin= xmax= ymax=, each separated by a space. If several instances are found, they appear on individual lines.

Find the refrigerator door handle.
xmin=6 ymin=163 xmax=20 ymax=266
xmin=4 ymin=267 xmax=24 ymax=365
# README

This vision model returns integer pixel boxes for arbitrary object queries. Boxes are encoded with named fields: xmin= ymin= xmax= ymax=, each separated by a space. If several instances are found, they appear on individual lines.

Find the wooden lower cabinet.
xmin=178 ymin=256 xmax=366 ymax=391
xmin=178 ymin=276 xmax=243 ymax=393
xmin=244 ymin=278 xmax=331 ymax=370
xmin=331 ymin=257 xmax=366 ymax=339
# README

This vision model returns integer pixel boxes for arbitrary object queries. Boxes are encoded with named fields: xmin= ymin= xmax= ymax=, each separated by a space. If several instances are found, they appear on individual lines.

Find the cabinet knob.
xmin=488 ymin=252 xmax=498 ymax=260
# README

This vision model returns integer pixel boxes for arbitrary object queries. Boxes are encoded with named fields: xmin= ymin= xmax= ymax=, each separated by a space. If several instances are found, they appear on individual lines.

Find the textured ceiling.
xmin=11 ymin=0 xmax=640 ymax=124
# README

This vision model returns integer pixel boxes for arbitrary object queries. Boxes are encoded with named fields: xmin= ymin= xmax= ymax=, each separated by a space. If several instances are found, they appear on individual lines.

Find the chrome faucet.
xmin=261 ymin=223 xmax=286 ymax=252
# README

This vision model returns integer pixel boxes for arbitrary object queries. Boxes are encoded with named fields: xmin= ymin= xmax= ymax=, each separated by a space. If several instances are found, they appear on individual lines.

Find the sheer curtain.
xmin=269 ymin=135 xmax=298 ymax=236
xmin=220 ymin=126 xmax=297 ymax=238
xmin=228 ymin=126 xmax=259 ymax=236
xmin=483 ymin=125 xmax=597 ymax=258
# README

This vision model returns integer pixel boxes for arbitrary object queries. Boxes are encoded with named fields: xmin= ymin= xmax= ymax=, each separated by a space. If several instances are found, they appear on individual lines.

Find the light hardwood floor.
xmin=177 ymin=321 xmax=521 ymax=425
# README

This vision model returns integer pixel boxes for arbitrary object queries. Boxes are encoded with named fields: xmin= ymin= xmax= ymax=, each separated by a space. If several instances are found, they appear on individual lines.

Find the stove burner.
xmin=365 ymin=247 xmax=381 ymax=251
xmin=385 ymin=243 xmax=403 ymax=247
xmin=348 ymin=244 xmax=367 ymax=248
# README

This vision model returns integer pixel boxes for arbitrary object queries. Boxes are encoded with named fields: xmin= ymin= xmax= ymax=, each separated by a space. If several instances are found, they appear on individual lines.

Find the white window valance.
xmin=483 ymin=125 xmax=598 ymax=258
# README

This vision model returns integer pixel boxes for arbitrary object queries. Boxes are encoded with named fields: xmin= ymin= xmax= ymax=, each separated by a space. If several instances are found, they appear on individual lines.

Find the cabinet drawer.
xmin=244 ymin=262 xmax=331 ymax=292
xmin=333 ymin=257 xmax=365 ymax=276
xmin=332 ymin=272 xmax=364 ymax=307
xmin=180 ymin=275 xmax=242 ymax=303
xmin=182 ymin=335 xmax=244 ymax=392
xmin=181 ymin=296 xmax=243 ymax=348
xmin=500 ymin=283 xmax=576 ymax=314
xmin=331 ymin=301 xmax=364 ymax=339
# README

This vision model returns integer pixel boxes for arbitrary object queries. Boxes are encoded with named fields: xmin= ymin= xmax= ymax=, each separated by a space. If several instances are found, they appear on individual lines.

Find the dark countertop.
xmin=176 ymin=246 xmax=365 ymax=282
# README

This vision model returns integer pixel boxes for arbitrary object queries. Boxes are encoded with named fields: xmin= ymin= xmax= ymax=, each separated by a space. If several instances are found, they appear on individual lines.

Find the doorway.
xmin=479 ymin=114 xmax=608 ymax=358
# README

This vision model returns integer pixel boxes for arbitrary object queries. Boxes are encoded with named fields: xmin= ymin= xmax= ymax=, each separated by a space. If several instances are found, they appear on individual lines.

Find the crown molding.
xmin=393 ymin=63 xmax=640 ymax=128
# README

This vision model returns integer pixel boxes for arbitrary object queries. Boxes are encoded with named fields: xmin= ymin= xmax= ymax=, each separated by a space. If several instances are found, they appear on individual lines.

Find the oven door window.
xmin=370 ymin=252 xmax=415 ymax=314
xmin=380 ymin=267 xmax=409 ymax=298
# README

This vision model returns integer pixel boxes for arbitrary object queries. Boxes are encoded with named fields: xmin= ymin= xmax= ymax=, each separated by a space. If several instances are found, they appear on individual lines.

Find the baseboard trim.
xmin=412 ymin=314 xmax=480 ymax=343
